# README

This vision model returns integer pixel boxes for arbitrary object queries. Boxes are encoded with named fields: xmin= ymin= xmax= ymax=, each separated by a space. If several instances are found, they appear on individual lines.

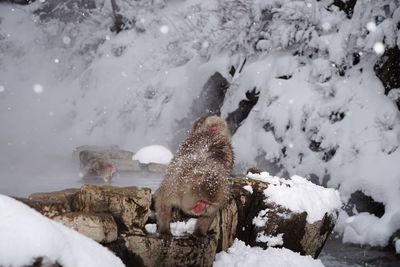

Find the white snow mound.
xmin=213 ymin=239 xmax=324 ymax=267
xmin=145 ymin=218 xmax=197 ymax=237
xmin=248 ymin=171 xmax=342 ymax=224
xmin=0 ymin=195 xmax=124 ymax=267
xmin=132 ymin=145 xmax=173 ymax=164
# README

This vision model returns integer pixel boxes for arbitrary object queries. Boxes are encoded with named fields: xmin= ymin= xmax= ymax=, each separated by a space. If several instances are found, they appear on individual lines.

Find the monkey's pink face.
xmin=192 ymin=199 xmax=208 ymax=215
xmin=105 ymin=164 xmax=117 ymax=176
xmin=207 ymin=126 xmax=219 ymax=133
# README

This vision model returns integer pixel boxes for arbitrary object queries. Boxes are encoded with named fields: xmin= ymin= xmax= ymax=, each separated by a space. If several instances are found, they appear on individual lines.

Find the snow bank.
xmin=0 ymin=195 xmax=124 ymax=267
xmin=132 ymin=145 xmax=173 ymax=164
xmin=248 ymin=172 xmax=341 ymax=224
xmin=145 ymin=218 xmax=197 ymax=237
xmin=213 ymin=239 xmax=324 ymax=267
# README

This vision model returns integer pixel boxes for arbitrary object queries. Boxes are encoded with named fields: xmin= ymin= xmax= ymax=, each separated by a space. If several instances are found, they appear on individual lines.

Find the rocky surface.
xmin=17 ymin=177 xmax=338 ymax=267
xmin=75 ymin=145 xmax=167 ymax=173
xmin=73 ymin=185 xmax=151 ymax=231
xmin=232 ymin=178 xmax=336 ymax=257
xmin=53 ymin=212 xmax=118 ymax=243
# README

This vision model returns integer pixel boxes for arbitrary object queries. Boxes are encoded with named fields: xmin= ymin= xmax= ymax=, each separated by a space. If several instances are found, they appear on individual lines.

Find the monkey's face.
xmin=192 ymin=199 xmax=208 ymax=215
xmin=104 ymin=163 xmax=117 ymax=176
xmin=204 ymin=116 xmax=230 ymax=137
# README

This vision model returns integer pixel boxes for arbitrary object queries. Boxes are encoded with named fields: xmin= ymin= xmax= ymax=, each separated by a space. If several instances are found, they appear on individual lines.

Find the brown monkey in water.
xmin=154 ymin=115 xmax=234 ymax=245
xmin=79 ymin=150 xmax=117 ymax=182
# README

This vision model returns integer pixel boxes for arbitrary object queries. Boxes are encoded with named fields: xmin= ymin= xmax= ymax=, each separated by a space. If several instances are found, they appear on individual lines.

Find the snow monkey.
xmin=191 ymin=115 xmax=231 ymax=139
xmin=79 ymin=151 xmax=117 ymax=182
xmin=154 ymin=115 xmax=234 ymax=245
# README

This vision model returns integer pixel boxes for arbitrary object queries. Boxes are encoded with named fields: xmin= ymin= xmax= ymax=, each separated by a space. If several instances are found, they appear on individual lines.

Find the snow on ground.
xmin=213 ymin=239 xmax=324 ymax=267
xmin=0 ymin=194 xmax=124 ymax=267
xmin=132 ymin=145 xmax=173 ymax=164
xmin=248 ymin=172 xmax=342 ymax=224
xmin=145 ymin=218 xmax=197 ymax=237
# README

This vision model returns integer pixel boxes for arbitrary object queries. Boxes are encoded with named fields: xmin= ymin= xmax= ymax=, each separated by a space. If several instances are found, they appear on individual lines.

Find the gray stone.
xmin=29 ymin=188 xmax=79 ymax=210
xmin=16 ymin=197 xmax=69 ymax=219
xmin=53 ymin=212 xmax=118 ymax=243
xmin=73 ymin=185 xmax=151 ymax=231
xmin=118 ymin=233 xmax=217 ymax=267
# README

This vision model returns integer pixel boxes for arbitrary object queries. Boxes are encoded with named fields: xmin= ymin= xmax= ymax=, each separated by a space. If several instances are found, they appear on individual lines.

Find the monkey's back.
xmin=156 ymin=131 xmax=233 ymax=204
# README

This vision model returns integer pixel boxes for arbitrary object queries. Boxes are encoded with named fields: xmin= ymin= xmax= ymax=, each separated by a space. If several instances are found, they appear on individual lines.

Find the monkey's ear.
xmin=192 ymin=116 xmax=207 ymax=131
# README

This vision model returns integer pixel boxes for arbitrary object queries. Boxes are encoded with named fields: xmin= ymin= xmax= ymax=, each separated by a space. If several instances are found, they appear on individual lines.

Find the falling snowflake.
xmin=33 ymin=84 xmax=44 ymax=94
xmin=366 ymin=22 xmax=377 ymax=32
xmin=289 ymin=99 xmax=294 ymax=104
xmin=62 ymin=36 xmax=71 ymax=45
xmin=105 ymin=35 xmax=111 ymax=41
xmin=0 ymin=85 xmax=5 ymax=92
xmin=202 ymin=41 xmax=209 ymax=48
xmin=321 ymin=22 xmax=331 ymax=31
xmin=160 ymin=25 xmax=169 ymax=34
xmin=373 ymin=42 xmax=385 ymax=55
xmin=54 ymin=58 xmax=59 ymax=64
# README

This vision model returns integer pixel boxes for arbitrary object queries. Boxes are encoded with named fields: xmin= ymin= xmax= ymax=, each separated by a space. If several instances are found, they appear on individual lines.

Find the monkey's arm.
xmin=193 ymin=215 xmax=215 ymax=237
xmin=193 ymin=202 xmax=221 ymax=237
xmin=155 ymin=194 xmax=173 ymax=245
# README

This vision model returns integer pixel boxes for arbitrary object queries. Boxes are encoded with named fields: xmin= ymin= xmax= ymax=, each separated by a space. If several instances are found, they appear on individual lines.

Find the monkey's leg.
xmin=193 ymin=215 xmax=216 ymax=247
xmin=193 ymin=214 xmax=215 ymax=236
xmin=155 ymin=198 xmax=173 ymax=246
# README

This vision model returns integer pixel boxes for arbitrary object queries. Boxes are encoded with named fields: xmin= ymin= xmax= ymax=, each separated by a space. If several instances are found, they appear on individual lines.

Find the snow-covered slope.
xmin=1 ymin=0 xmax=400 ymax=249
xmin=0 ymin=194 xmax=124 ymax=267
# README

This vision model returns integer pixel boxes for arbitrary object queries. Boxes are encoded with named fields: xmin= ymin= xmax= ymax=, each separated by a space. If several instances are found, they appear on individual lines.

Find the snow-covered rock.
xmin=232 ymin=176 xmax=339 ymax=258
xmin=0 ymin=194 xmax=124 ymax=267
xmin=248 ymin=172 xmax=342 ymax=224
xmin=132 ymin=145 xmax=173 ymax=165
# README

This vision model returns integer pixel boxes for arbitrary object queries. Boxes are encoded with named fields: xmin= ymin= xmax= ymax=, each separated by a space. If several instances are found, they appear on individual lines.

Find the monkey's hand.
xmin=159 ymin=231 xmax=173 ymax=247
xmin=193 ymin=231 xmax=208 ymax=248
